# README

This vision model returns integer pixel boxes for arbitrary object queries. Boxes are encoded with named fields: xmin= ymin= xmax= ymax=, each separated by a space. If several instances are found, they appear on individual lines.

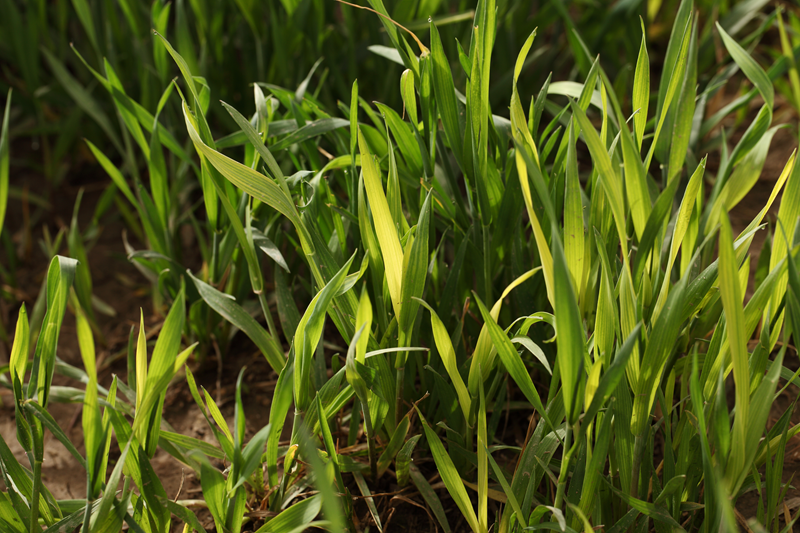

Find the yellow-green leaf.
xmin=358 ymin=128 xmax=404 ymax=316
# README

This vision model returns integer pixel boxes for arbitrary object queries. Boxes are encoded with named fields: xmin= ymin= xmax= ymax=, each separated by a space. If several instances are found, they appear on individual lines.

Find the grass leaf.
xmin=416 ymin=408 xmax=481 ymax=533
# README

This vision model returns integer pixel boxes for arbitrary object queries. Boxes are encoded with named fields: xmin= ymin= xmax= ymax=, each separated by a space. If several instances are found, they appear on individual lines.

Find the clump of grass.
xmin=2 ymin=1 xmax=800 ymax=532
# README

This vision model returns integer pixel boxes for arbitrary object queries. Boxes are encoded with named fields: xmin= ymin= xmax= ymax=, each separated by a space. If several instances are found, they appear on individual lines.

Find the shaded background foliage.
xmin=1 ymin=0 xmax=777 ymax=183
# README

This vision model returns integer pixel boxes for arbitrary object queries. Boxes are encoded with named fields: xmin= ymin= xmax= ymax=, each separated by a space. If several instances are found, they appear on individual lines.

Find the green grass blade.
xmin=401 ymin=69 xmax=418 ymax=125
xmin=68 ymin=195 xmax=95 ymax=324
xmin=429 ymin=20 xmax=464 ymax=171
xmin=568 ymin=100 xmax=628 ymax=264
xmin=154 ymin=31 xmax=213 ymax=144
xmin=254 ymin=495 xmax=322 ymax=533
xmin=632 ymin=272 xmax=688 ymax=436
xmin=350 ymin=79 xmax=359 ymax=158
xmin=199 ymin=458 xmax=227 ymax=532
xmin=593 ymin=229 xmax=620 ymax=368
xmin=718 ymin=211 xmax=750 ymax=483
xmin=708 ymin=128 xmax=783 ymax=230
xmin=396 ymin=435 xmax=421 ymax=486
xmin=157 ymin=499 xmax=206 ymax=533
xmin=0 ymin=436 xmax=32 ymax=524
xmin=734 ymin=345 xmax=784 ymax=497
xmin=252 ymin=229 xmax=290 ymax=273
xmin=377 ymin=414 xmax=409 ymax=475
xmin=551 ymin=214 xmax=587 ymax=424
xmin=134 ymin=311 xmax=147 ymax=411
xmin=294 ymin=252 xmax=356 ymax=412
xmin=275 ymin=269 xmax=301 ymax=346
xmin=616 ymin=98 xmax=650 ymax=242
xmin=365 ymin=0 xmax=420 ymax=76
xmin=83 ymin=140 xmax=137 ymax=206
xmin=648 ymin=13 xmax=692 ymax=169
xmin=632 ymin=176 xmax=681 ymax=284
xmin=9 ymin=304 xmax=29 ymax=409
xmin=632 ymin=20 xmax=649 ymax=150
xmin=653 ymin=157 xmax=706 ymax=317
xmin=294 ymin=421 xmax=345 ymax=531
xmin=75 ymin=300 xmax=103 ymax=498
xmin=564 ymin=122 xmax=585 ymax=297
xmin=716 ymin=22 xmax=774 ymax=109
xmin=358 ymin=128 xmax=404 ymax=315
xmin=41 ymin=49 xmax=123 ymax=155
xmin=315 ymin=393 xmax=345 ymax=492
xmin=147 ymin=87 xmax=173 ymax=228
xmin=487 ymin=446 xmax=526 ymax=529
xmin=653 ymin=0 xmax=691 ymax=161
xmin=353 ymin=472 xmax=381 ymax=531
xmin=584 ymin=323 xmax=642 ymax=425
xmin=93 ymin=441 xmax=130 ymax=532
xmin=270 ymin=118 xmax=350 ymax=152
xmin=666 ymin=19 xmax=697 ymax=183
xmin=21 ymin=402 xmax=86 ymax=469
xmin=134 ymin=288 xmax=185 ymax=420
xmin=102 ymin=60 xmax=150 ymax=160
xmin=600 ymin=476 xmax=686 ymax=531
xmin=28 ymin=256 xmax=78 ymax=408
xmin=734 ymin=151 xmax=795 ymax=252
xmin=188 ymin=269 xmax=285 ymax=372
xmin=409 ymin=463 xmax=452 ymax=531
xmin=183 ymin=102 xmax=311 ymax=248
xmin=160 ymin=431 xmax=224 ymax=460
xmin=416 ymin=408 xmax=481 ymax=533
xmin=477 ymin=369 xmax=488 ymax=532
xmin=398 ymin=191 xmax=432 ymax=334
xmin=70 ymin=0 xmax=99 ymax=54
xmin=473 ymin=293 xmax=551 ymax=430
xmin=777 ymin=9 xmax=800 ymax=109
xmin=355 ymin=286 xmax=372 ymax=365
xmin=416 ymin=298 xmax=471 ymax=420
xmin=575 ymin=405 xmax=614 ymax=527
xmin=768 ymin=151 xmax=800 ymax=326
xmin=267 ymin=352 xmax=294 ymax=489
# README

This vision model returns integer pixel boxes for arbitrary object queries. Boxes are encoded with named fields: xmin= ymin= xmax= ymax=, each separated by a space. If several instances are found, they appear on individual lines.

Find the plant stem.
xmin=465 ymin=423 xmax=474 ymax=456
xmin=257 ymin=291 xmax=282 ymax=356
xmin=289 ymin=408 xmax=302 ymax=444
xmin=394 ymin=365 xmax=405 ymax=429
xmin=394 ymin=331 xmax=410 ymax=429
xmin=210 ymin=232 xmax=220 ymax=283
xmin=362 ymin=404 xmax=378 ymax=481
xmin=82 ymin=456 xmax=95 ymax=533
xmin=29 ymin=457 xmax=42 ymax=533
xmin=482 ymin=225 xmax=492 ymax=304
xmin=554 ymin=423 xmax=573 ymax=511
xmin=81 ymin=495 xmax=93 ymax=533
xmin=630 ymin=433 xmax=645 ymax=500
xmin=27 ymin=418 xmax=45 ymax=533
